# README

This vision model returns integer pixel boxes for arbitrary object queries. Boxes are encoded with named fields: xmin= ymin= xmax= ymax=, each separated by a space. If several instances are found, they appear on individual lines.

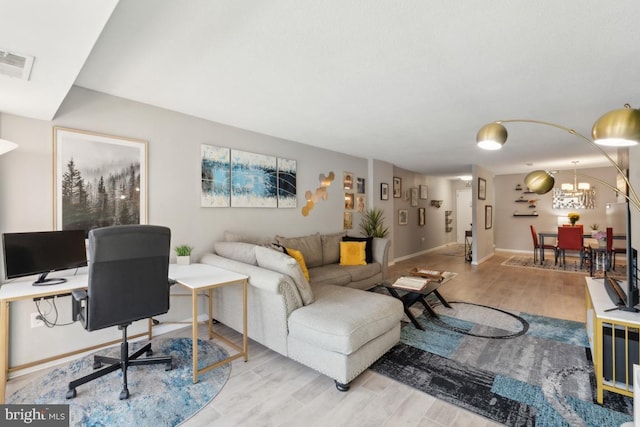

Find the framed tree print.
xmin=54 ymin=127 xmax=147 ymax=232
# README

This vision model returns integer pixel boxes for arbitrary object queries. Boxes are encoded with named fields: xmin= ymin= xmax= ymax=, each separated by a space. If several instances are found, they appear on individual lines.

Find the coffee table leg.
xmin=385 ymin=287 xmax=425 ymax=330
xmin=432 ymin=290 xmax=452 ymax=308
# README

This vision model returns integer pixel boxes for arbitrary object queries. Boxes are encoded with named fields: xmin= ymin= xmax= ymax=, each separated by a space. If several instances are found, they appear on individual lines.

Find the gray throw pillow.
xmin=214 ymin=242 xmax=258 ymax=265
xmin=255 ymin=246 xmax=314 ymax=305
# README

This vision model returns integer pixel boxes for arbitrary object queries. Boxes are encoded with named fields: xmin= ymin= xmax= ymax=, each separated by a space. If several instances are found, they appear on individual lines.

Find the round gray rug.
xmin=8 ymin=337 xmax=231 ymax=426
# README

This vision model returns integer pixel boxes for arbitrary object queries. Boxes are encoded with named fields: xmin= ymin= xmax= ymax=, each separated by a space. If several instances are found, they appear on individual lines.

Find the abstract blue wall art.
xmin=277 ymin=157 xmax=297 ymax=208
xmin=201 ymin=145 xmax=230 ymax=207
xmin=231 ymin=150 xmax=278 ymax=207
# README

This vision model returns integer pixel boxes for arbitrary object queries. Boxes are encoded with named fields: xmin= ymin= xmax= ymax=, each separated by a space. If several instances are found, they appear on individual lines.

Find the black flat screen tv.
xmin=2 ymin=230 xmax=87 ymax=286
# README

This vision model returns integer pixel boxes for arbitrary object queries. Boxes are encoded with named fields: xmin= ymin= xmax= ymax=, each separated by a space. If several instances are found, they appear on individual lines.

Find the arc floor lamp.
xmin=476 ymin=105 xmax=640 ymax=311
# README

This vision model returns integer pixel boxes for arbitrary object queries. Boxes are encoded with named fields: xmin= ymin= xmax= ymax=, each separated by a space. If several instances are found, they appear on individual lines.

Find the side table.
xmin=169 ymin=263 xmax=248 ymax=383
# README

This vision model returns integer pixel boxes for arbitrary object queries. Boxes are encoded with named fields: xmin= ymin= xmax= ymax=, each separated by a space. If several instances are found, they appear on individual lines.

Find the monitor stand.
xmin=32 ymin=272 xmax=67 ymax=286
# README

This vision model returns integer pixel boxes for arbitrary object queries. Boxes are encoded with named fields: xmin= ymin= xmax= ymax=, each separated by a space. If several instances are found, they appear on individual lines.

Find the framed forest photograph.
xmin=54 ymin=127 xmax=147 ymax=232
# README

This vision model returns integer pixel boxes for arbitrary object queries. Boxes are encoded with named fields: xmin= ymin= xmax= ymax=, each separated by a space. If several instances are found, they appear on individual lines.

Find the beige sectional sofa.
xmin=200 ymin=231 xmax=403 ymax=390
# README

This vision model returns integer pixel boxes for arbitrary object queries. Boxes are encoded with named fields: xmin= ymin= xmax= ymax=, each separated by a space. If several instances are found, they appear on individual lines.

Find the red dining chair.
xmin=606 ymin=227 xmax=626 ymax=270
xmin=557 ymin=226 xmax=586 ymax=268
xmin=562 ymin=224 xmax=584 ymax=234
xmin=530 ymin=225 xmax=556 ymax=265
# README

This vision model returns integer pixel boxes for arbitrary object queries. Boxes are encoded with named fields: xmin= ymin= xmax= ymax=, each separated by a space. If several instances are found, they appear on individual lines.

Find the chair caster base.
xmin=66 ymin=388 xmax=76 ymax=399
xmin=119 ymin=389 xmax=130 ymax=400
xmin=335 ymin=380 xmax=350 ymax=392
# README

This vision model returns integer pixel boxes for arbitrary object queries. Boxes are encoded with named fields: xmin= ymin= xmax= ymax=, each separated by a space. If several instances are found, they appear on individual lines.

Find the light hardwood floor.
xmin=6 ymin=247 xmax=589 ymax=426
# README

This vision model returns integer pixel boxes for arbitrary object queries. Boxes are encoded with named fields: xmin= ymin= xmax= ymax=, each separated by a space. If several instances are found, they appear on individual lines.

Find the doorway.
xmin=456 ymin=188 xmax=472 ymax=244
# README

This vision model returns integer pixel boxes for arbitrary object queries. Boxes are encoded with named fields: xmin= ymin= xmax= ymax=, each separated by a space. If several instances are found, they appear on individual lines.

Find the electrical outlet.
xmin=30 ymin=312 xmax=44 ymax=328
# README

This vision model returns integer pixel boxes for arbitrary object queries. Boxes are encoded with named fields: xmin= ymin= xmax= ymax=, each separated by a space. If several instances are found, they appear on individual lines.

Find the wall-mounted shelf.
xmin=515 ymin=199 xmax=528 ymax=203
xmin=513 ymin=212 xmax=539 ymax=217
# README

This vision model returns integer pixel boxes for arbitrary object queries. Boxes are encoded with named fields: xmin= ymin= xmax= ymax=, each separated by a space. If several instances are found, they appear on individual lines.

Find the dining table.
xmin=537 ymin=231 xmax=626 ymax=263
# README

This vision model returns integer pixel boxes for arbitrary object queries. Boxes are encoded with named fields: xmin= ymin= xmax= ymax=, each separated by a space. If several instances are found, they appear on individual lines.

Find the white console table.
xmin=585 ymin=277 xmax=640 ymax=403
xmin=168 ymin=263 xmax=248 ymax=383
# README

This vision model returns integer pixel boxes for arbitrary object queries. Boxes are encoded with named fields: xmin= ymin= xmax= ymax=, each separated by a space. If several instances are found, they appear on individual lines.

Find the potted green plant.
xmin=359 ymin=207 xmax=389 ymax=238
xmin=175 ymin=244 xmax=194 ymax=265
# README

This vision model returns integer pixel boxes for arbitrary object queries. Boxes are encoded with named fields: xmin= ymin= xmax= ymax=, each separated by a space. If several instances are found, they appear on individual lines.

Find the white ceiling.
xmin=2 ymin=0 xmax=640 ymax=176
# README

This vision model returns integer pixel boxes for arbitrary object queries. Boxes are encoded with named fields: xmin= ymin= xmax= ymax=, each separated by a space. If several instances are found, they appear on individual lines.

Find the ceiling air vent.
xmin=0 ymin=49 xmax=35 ymax=80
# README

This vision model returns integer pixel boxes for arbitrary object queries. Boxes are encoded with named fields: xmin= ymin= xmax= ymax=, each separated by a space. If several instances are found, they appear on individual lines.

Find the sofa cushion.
xmin=285 ymin=247 xmax=310 ymax=281
xmin=276 ymin=233 xmax=323 ymax=268
xmin=342 ymin=235 xmax=373 ymax=263
xmin=339 ymin=241 xmax=367 ymax=266
xmin=255 ymin=246 xmax=314 ymax=305
xmin=287 ymin=284 xmax=403 ymax=354
xmin=213 ymin=241 xmax=258 ymax=265
xmin=321 ymin=231 xmax=346 ymax=265
xmin=308 ymin=264 xmax=352 ymax=286
xmin=223 ymin=230 xmax=271 ymax=246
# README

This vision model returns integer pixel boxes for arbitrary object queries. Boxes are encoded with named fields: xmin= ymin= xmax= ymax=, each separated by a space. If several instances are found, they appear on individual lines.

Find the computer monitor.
xmin=2 ymin=230 xmax=87 ymax=286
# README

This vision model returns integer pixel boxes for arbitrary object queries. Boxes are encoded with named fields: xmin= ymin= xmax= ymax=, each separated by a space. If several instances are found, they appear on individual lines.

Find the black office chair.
xmin=66 ymin=225 xmax=173 ymax=400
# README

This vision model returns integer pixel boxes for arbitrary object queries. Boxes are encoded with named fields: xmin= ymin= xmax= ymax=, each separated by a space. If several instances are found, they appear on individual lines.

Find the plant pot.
xmin=177 ymin=255 xmax=191 ymax=265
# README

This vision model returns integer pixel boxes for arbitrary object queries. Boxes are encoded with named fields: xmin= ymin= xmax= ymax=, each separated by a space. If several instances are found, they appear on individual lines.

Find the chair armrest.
xmin=71 ymin=289 xmax=88 ymax=327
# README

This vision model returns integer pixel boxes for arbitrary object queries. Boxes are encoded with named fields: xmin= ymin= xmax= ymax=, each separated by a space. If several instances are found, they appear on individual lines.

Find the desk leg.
xmin=208 ymin=289 xmax=213 ymax=340
xmin=539 ymin=235 xmax=545 ymax=263
xmin=242 ymin=279 xmax=248 ymax=361
xmin=0 ymin=300 xmax=8 ymax=403
xmin=191 ymin=289 xmax=199 ymax=384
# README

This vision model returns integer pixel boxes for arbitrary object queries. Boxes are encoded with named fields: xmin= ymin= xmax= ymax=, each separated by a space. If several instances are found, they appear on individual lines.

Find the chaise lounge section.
xmin=199 ymin=231 xmax=403 ymax=390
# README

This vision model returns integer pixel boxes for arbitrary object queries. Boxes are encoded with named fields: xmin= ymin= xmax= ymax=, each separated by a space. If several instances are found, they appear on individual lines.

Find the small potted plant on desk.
xmin=175 ymin=244 xmax=194 ymax=265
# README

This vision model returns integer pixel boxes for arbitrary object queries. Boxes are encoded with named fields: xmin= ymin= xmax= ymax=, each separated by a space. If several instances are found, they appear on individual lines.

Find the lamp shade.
xmin=0 ymin=139 xmax=18 ymax=155
xmin=592 ymin=107 xmax=640 ymax=146
xmin=524 ymin=170 xmax=555 ymax=194
xmin=476 ymin=123 xmax=507 ymax=150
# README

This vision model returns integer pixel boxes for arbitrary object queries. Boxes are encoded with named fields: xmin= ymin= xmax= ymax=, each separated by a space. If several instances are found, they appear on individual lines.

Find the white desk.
xmin=0 ymin=263 xmax=248 ymax=402
xmin=168 ymin=263 xmax=248 ymax=383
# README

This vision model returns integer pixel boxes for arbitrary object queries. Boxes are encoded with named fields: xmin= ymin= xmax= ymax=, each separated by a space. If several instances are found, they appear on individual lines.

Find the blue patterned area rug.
xmin=370 ymin=301 xmax=633 ymax=426
xmin=7 ymin=337 xmax=231 ymax=426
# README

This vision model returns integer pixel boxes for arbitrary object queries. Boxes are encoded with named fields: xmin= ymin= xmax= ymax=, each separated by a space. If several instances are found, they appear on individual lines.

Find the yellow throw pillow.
xmin=286 ymin=248 xmax=310 ymax=281
xmin=339 ymin=241 xmax=367 ymax=266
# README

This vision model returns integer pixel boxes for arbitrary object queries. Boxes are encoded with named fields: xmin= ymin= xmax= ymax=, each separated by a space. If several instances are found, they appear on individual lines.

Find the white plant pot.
xmin=176 ymin=255 xmax=191 ymax=265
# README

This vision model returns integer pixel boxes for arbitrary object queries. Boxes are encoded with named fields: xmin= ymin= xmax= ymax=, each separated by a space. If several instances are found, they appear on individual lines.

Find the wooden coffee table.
xmin=384 ymin=271 xmax=457 ymax=330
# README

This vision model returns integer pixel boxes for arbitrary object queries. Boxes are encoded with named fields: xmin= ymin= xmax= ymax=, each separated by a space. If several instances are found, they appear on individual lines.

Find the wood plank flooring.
xmin=6 ymin=247 xmax=589 ymax=426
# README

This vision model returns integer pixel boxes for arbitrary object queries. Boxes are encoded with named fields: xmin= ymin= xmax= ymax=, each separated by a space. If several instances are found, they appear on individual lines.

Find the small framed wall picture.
xmin=398 ymin=209 xmax=408 ymax=225
xmin=485 ymin=205 xmax=493 ymax=229
xmin=356 ymin=195 xmax=365 ymax=213
xmin=393 ymin=177 xmax=402 ymax=198
xmin=380 ymin=182 xmax=389 ymax=200
xmin=410 ymin=187 xmax=418 ymax=207
xmin=418 ymin=207 xmax=425 ymax=226
xmin=478 ymin=177 xmax=487 ymax=200
xmin=343 ymin=211 xmax=353 ymax=229
xmin=344 ymin=193 xmax=354 ymax=210
xmin=356 ymin=177 xmax=365 ymax=194
xmin=419 ymin=184 xmax=428 ymax=200
xmin=343 ymin=172 xmax=353 ymax=190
